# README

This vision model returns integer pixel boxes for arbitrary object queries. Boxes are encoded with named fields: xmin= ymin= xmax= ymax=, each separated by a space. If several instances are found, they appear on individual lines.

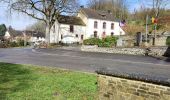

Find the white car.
xmin=61 ymin=35 xmax=77 ymax=44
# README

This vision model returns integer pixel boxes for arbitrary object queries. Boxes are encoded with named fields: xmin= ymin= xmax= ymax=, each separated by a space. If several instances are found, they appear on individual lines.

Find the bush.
xmin=18 ymin=39 xmax=24 ymax=46
xmin=101 ymin=36 xmax=118 ymax=47
xmin=0 ymin=42 xmax=8 ymax=48
xmin=83 ymin=36 xmax=118 ymax=47
xmin=9 ymin=42 xmax=19 ymax=47
xmin=83 ymin=38 xmax=102 ymax=46
xmin=166 ymin=36 xmax=170 ymax=46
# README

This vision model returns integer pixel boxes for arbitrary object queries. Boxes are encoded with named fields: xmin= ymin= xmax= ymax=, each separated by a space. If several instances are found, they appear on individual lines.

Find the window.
xmin=76 ymin=34 xmax=78 ymax=38
xmin=53 ymin=25 xmax=55 ymax=33
xmin=81 ymin=35 xmax=84 ymax=40
xmin=111 ymin=32 xmax=114 ymax=36
xmin=70 ymin=25 xmax=74 ymax=33
xmin=103 ymin=22 xmax=106 ymax=29
xmin=94 ymin=21 xmax=98 ymax=29
xmin=61 ymin=35 xmax=63 ymax=39
xmin=111 ymin=23 xmax=114 ymax=30
xmin=120 ymin=32 xmax=122 ymax=35
xmin=94 ymin=31 xmax=97 ymax=38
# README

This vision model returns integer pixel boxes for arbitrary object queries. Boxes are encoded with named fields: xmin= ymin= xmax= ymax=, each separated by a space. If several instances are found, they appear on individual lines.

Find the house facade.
xmin=50 ymin=8 xmax=125 ymax=43
xmin=3 ymin=28 xmax=45 ymax=43
xmin=50 ymin=15 xmax=86 ymax=43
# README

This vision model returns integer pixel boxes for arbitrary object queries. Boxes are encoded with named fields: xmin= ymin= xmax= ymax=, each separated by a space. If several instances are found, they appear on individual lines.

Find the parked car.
xmin=61 ymin=35 xmax=77 ymax=44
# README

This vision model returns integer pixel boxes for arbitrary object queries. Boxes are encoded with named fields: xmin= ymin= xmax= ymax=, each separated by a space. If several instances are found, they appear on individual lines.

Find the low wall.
xmin=81 ymin=45 xmax=146 ymax=56
xmin=81 ymin=45 xmax=169 ymax=57
xmin=98 ymin=75 xmax=170 ymax=100
xmin=148 ymin=47 xmax=169 ymax=57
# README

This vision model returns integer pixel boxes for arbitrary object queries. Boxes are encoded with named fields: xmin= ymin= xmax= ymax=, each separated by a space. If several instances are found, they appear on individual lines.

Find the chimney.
xmin=80 ymin=5 xmax=84 ymax=8
xmin=108 ymin=10 xmax=111 ymax=14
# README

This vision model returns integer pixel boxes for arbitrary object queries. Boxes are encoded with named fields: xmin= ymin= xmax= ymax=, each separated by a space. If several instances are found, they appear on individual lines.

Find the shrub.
xmin=0 ymin=42 xmax=8 ymax=48
xmin=166 ymin=36 xmax=170 ymax=46
xmin=101 ymin=36 xmax=118 ymax=47
xmin=18 ymin=39 xmax=24 ymax=46
xmin=83 ymin=36 xmax=118 ymax=47
xmin=83 ymin=38 xmax=102 ymax=46
xmin=9 ymin=42 xmax=19 ymax=47
xmin=50 ymin=43 xmax=58 ymax=46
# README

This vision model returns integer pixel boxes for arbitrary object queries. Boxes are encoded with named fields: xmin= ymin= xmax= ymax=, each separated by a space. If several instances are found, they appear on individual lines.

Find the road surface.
xmin=0 ymin=47 xmax=170 ymax=79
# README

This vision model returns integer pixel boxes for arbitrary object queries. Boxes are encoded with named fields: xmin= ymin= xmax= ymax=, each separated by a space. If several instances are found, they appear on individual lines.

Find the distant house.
xmin=3 ymin=28 xmax=45 ymax=43
xmin=23 ymin=31 xmax=45 ymax=42
xmin=4 ymin=28 xmax=24 ymax=41
xmin=50 ymin=8 xmax=125 ymax=43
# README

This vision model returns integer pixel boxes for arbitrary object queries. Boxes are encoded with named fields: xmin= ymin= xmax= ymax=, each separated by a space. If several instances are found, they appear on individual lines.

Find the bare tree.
xmin=139 ymin=0 xmax=169 ymax=18
xmin=87 ymin=0 xmax=129 ymax=19
xmin=26 ymin=21 xmax=46 ymax=33
xmin=1 ymin=0 xmax=79 ymax=44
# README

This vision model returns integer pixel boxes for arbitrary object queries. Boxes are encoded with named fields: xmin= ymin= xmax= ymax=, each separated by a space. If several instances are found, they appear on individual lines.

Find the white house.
xmin=50 ymin=8 xmax=125 ymax=43
xmin=50 ymin=15 xmax=86 ymax=43
xmin=27 ymin=31 xmax=45 ymax=42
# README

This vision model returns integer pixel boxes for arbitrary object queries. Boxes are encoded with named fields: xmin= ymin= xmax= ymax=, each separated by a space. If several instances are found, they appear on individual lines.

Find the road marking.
xmin=32 ymin=49 xmax=170 ymax=67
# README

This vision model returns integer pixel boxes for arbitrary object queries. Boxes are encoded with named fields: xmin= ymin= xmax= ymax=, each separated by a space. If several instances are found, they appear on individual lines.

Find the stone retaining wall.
xmin=98 ymin=75 xmax=170 ymax=100
xmin=81 ymin=45 xmax=169 ymax=57
xmin=81 ymin=45 xmax=146 ymax=56
xmin=148 ymin=47 xmax=168 ymax=57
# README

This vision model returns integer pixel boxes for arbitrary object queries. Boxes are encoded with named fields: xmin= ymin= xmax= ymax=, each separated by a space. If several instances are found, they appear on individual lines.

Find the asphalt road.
xmin=0 ymin=47 xmax=170 ymax=78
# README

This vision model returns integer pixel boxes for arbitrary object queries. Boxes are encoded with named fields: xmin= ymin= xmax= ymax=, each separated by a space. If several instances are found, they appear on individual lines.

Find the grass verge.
xmin=0 ymin=62 xmax=97 ymax=100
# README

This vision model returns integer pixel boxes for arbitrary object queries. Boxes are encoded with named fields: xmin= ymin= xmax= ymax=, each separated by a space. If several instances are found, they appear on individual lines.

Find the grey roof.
xmin=58 ymin=15 xmax=86 ymax=26
xmin=81 ymin=8 xmax=115 ymax=21
xmin=24 ymin=31 xmax=45 ymax=38
xmin=8 ymin=28 xmax=23 ymax=37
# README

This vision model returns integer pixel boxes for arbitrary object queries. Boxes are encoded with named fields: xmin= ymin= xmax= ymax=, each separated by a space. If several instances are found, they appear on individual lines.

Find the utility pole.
xmin=24 ymin=31 xmax=27 ymax=47
xmin=145 ymin=14 xmax=148 ymax=46
xmin=154 ymin=24 xmax=156 ymax=46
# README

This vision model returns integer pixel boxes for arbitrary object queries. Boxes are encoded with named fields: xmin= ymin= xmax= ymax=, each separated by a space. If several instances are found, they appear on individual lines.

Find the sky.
xmin=0 ymin=0 xmax=156 ymax=30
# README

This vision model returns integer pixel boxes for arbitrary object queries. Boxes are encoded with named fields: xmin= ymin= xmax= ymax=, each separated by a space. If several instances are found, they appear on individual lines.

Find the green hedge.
xmin=83 ymin=38 xmax=102 ymax=46
xmin=166 ymin=36 xmax=170 ymax=46
xmin=83 ymin=36 xmax=118 ymax=47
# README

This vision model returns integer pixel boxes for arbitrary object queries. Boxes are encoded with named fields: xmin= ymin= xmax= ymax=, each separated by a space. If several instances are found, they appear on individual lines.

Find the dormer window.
xmin=101 ymin=14 xmax=106 ymax=19
xmin=94 ymin=21 xmax=98 ymax=29
xmin=103 ymin=22 xmax=106 ymax=29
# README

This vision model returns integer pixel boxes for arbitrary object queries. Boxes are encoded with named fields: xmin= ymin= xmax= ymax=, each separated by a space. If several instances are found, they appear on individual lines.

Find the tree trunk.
xmin=45 ymin=22 xmax=50 ymax=44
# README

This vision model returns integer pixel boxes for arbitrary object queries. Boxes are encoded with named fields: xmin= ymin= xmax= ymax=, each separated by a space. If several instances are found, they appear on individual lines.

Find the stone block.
xmin=148 ymin=92 xmax=160 ymax=97
xmin=163 ymin=91 xmax=170 ymax=95
xmin=139 ymin=86 xmax=149 ymax=91
xmin=127 ymin=88 xmax=137 ymax=94
xmin=137 ymin=89 xmax=147 ymax=94
xmin=131 ymin=84 xmax=139 ymax=88
xmin=155 ymin=86 xmax=166 ymax=90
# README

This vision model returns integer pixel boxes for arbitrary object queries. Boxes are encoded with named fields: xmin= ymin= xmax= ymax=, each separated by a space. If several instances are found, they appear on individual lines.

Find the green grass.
xmin=0 ymin=62 xmax=97 ymax=100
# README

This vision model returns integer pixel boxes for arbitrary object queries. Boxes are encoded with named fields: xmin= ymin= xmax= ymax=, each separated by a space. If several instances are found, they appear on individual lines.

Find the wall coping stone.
xmin=96 ymin=68 xmax=170 ymax=87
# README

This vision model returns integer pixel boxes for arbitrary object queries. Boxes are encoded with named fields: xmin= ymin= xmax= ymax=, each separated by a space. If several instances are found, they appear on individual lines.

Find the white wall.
xmin=85 ymin=18 xmax=125 ymax=39
xmin=50 ymin=11 xmax=126 ymax=43
xmin=4 ymin=31 xmax=11 ymax=39
xmin=50 ymin=21 xmax=86 ymax=43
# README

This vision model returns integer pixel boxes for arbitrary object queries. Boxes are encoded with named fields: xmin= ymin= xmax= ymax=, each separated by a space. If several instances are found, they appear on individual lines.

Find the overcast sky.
xmin=0 ymin=0 xmax=160 ymax=30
